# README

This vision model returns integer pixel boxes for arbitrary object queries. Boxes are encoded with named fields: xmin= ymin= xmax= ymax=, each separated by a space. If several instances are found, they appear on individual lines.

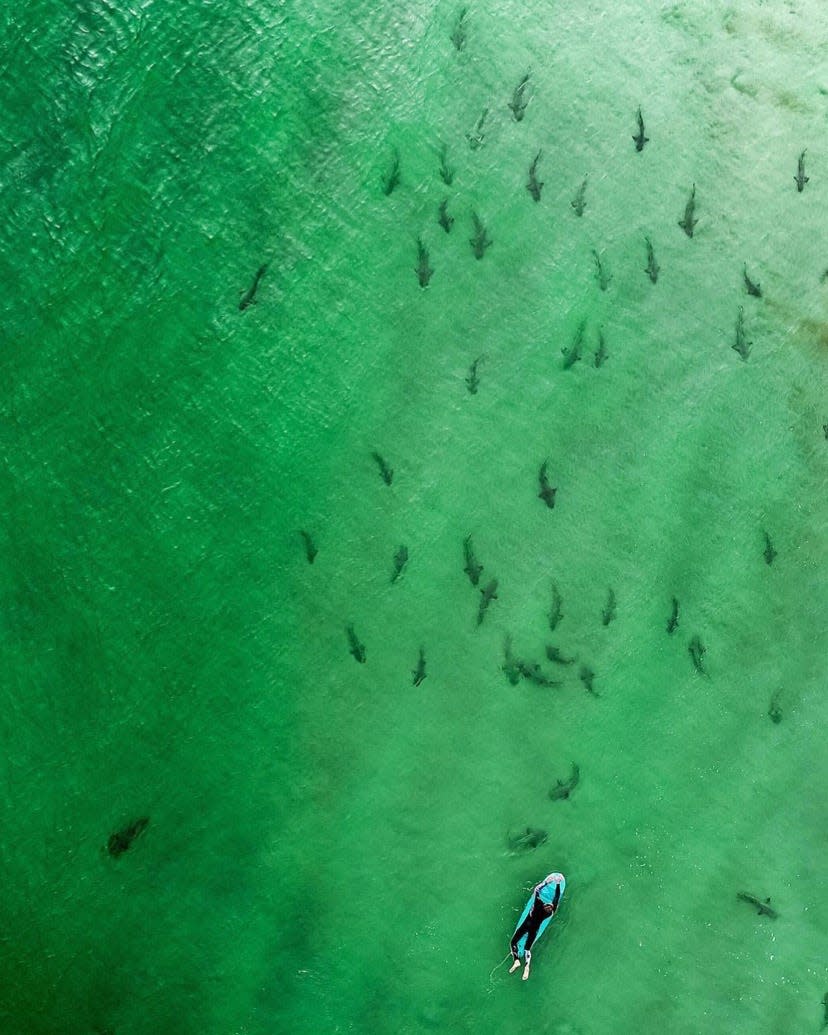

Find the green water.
xmin=1 ymin=0 xmax=827 ymax=1032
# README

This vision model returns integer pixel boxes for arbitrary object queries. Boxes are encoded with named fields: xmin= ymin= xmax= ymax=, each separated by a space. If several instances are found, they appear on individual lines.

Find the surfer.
xmin=509 ymin=872 xmax=564 ymax=980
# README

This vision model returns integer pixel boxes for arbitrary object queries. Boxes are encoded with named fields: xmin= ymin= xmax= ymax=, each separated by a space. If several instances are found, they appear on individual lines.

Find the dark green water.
xmin=1 ymin=1 xmax=826 ymax=1032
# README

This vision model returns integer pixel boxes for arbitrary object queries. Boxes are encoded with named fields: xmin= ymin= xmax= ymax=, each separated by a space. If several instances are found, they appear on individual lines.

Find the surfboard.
xmin=512 ymin=874 xmax=566 ymax=959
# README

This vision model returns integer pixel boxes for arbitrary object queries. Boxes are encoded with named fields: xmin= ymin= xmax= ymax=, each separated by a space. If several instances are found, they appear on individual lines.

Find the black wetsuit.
xmin=510 ymin=882 xmax=561 ymax=960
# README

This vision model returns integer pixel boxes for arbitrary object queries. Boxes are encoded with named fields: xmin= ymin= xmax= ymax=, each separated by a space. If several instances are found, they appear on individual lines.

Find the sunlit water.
xmin=0 ymin=1 xmax=826 ymax=1032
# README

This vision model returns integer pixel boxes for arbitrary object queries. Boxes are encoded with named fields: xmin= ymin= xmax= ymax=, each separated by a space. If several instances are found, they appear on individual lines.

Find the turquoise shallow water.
xmin=0 ymin=1 xmax=826 ymax=1032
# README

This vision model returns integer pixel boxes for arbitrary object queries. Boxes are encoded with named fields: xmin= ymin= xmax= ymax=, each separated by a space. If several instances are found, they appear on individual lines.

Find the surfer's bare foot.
xmin=509 ymin=959 xmax=521 ymax=974
xmin=522 ymin=951 xmax=532 ymax=980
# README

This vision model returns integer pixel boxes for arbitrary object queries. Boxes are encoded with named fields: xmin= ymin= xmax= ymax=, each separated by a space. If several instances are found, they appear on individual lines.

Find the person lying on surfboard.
xmin=509 ymin=872 xmax=564 ymax=980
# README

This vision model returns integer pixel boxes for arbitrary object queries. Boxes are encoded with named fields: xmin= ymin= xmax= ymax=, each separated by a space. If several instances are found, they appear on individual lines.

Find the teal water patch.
xmin=0 ymin=0 xmax=826 ymax=1032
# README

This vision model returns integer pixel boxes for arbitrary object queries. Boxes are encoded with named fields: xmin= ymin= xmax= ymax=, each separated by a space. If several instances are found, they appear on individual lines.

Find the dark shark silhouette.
xmin=601 ymin=588 xmax=616 ymax=626
xmin=239 ymin=264 xmax=267 ymax=310
xmin=594 ymin=330 xmax=609 ymax=368
xmin=571 ymin=176 xmax=588 ymax=216
xmin=438 ymin=198 xmax=454 ymax=233
xmin=678 ymin=184 xmax=698 ymax=237
xmin=688 ymin=635 xmax=706 ymax=674
xmin=527 ymin=151 xmax=544 ymax=202
xmin=438 ymin=143 xmax=454 ymax=185
xmin=470 ymin=211 xmax=493 ymax=258
xmin=465 ymin=355 xmax=484 ymax=394
xmin=507 ymin=827 xmax=548 ymax=852
xmin=549 ymin=763 xmax=580 ymax=800
xmin=732 ymin=306 xmax=751 ymax=361
xmin=633 ymin=107 xmax=649 ymax=152
xmin=548 ymin=583 xmax=564 ymax=631
xmin=477 ymin=578 xmax=498 ymax=625
xmin=592 ymin=249 xmax=612 ymax=290
xmin=508 ymin=74 xmax=531 ymax=121
xmin=371 ymin=451 xmax=393 ymax=486
xmin=346 ymin=624 xmax=366 ymax=664
xmin=463 ymin=534 xmax=483 ymax=586
xmin=562 ymin=321 xmax=586 ymax=369
xmin=762 ymin=531 xmax=777 ymax=565
xmin=107 ymin=817 xmax=149 ymax=858
xmin=538 ymin=460 xmax=557 ymax=509
xmin=737 ymin=891 xmax=778 ymax=919
xmin=450 ymin=7 xmax=468 ymax=51
xmin=391 ymin=545 xmax=409 ymax=583
xmin=743 ymin=265 xmax=762 ymax=298
xmin=382 ymin=149 xmax=401 ymax=196
xmin=667 ymin=596 xmax=679 ymax=634
xmin=794 ymin=149 xmax=809 ymax=192
xmin=415 ymin=237 xmax=433 ymax=287
xmin=412 ymin=646 xmax=426 ymax=686
xmin=466 ymin=108 xmax=488 ymax=150
xmin=299 ymin=530 xmax=317 ymax=564
xmin=645 ymin=237 xmax=659 ymax=283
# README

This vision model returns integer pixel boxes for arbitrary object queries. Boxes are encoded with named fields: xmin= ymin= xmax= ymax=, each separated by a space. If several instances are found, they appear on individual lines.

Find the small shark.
xmin=821 ymin=991 xmax=828 ymax=1029
xmin=465 ymin=355 xmax=484 ymax=394
xmin=794 ymin=149 xmax=809 ymax=192
xmin=549 ymin=762 xmax=580 ymax=801
xmin=645 ymin=236 xmax=659 ymax=283
xmin=736 ymin=892 xmax=778 ymax=919
xmin=477 ymin=578 xmax=498 ymax=626
xmin=415 ymin=237 xmax=433 ymax=288
xmin=688 ymin=635 xmax=706 ymax=675
xmin=592 ymin=249 xmax=612 ymax=291
xmin=548 ymin=582 xmax=564 ymax=631
xmin=503 ymin=637 xmax=522 ymax=686
xmin=633 ymin=107 xmax=649 ymax=152
xmin=768 ymin=688 xmax=782 ymax=724
xmin=346 ymin=624 xmax=366 ymax=664
xmin=371 ymin=451 xmax=393 ymax=485
xmin=527 ymin=151 xmax=544 ymax=202
xmin=743 ymin=265 xmax=762 ymax=298
xmin=732 ymin=306 xmax=751 ymax=361
xmin=412 ymin=647 xmax=426 ymax=686
xmin=601 ymin=588 xmax=616 ymax=626
xmin=438 ymin=143 xmax=454 ymax=186
xmin=678 ymin=184 xmax=698 ymax=237
xmin=571 ymin=176 xmax=588 ymax=216
xmin=508 ymin=73 xmax=531 ymax=121
xmin=562 ymin=320 xmax=585 ymax=369
xmin=463 ymin=534 xmax=483 ymax=586
xmin=507 ymin=827 xmax=548 ymax=852
xmin=107 ymin=817 xmax=149 ymax=858
xmin=763 ymin=531 xmax=777 ymax=565
xmin=579 ymin=664 xmax=598 ymax=696
xmin=391 ymin=545 xmax=409 ymax=583
xmin=538 ymin=460 xmax=557 ymax=509
xmin=517 ymin=659 xmax=561 ymax=688
xmin=239 ymin=264 xmax=267 ymax=311
xmin=466 ymin=108 xmax=489 ymax=150
xmin=299 ymin=530 xmax=317 ymax=564
xmin=667 ymin=596 xmax=679 ymax=634
xmin=450 ymin=6 xmax=468 ymax=51
xmin=470 ymin=211 xmax=493 ymax=258
xmin=382 ymin=149 xmax=401 ymax=196
xmin=438 ymin=198 xmax=454 ymax=233
xmin=594 ymin=330 xmax=609 ymax=368
xmin=546 ymin=645 xmax=575 ymax=665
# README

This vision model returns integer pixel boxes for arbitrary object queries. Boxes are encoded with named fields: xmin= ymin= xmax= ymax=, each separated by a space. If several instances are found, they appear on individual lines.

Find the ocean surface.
xmin=0 ymin=1 xmax=826 ymax=1032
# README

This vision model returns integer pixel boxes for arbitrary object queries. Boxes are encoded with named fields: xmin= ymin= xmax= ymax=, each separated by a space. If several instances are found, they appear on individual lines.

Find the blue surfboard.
xmin=512 ymin=874 xmax=566 ymax=959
